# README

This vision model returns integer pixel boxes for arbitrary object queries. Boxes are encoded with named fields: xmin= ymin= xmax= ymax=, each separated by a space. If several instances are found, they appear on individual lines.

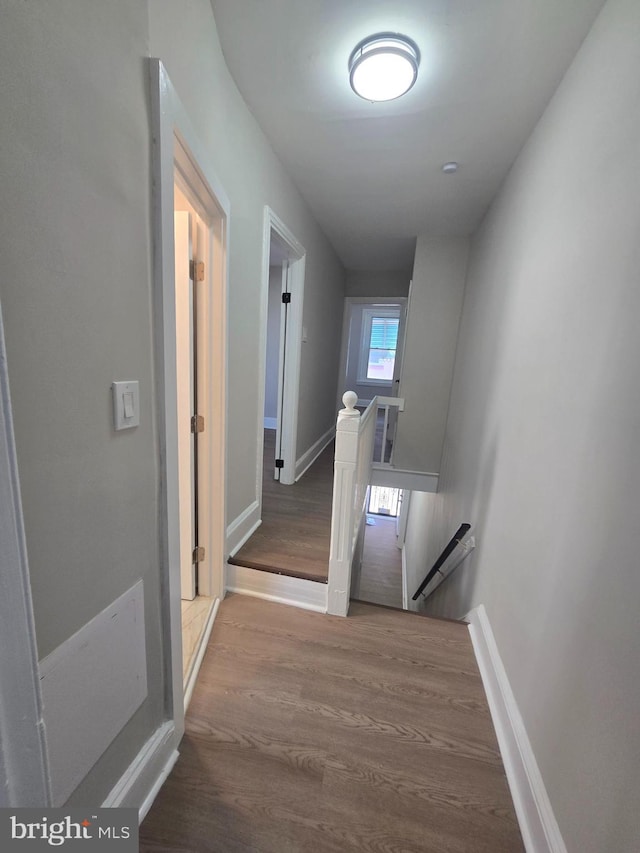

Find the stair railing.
xmin=412 ymin=523 xmax=472 ymax=601
xmin=372 ymin=396 xmax=405 ymax=465
xmin=327 ymin=391 xmax=404 ymax=616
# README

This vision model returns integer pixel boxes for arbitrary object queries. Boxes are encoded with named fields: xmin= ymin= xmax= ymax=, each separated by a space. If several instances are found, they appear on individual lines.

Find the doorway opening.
xmin=171 ymin=140 xmax=228 ymax=707
xmin=151 ymin=57 xmax=230 ymax=737
xmin=259 ymin=208 xmax=306 ymax=494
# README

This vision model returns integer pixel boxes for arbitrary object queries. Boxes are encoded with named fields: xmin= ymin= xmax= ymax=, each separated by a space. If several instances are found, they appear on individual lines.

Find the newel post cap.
xmin=340 ymin=391 xmax=359 ymax=416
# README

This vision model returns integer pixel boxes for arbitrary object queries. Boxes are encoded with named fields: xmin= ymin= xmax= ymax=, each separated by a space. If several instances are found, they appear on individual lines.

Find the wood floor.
xmin=356 ymin=516 xmax=403 ymax=609
xmin=140 ymin=594 xmax=523 ymax=853
xmin=228 ymin=430 xmax=332 ymax=582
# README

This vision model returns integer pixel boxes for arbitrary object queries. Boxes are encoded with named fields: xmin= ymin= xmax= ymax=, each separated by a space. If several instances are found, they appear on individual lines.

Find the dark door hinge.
xmin=281 ymin=292 xmax=291 ymax=304
xmin=275 ymin=458 xmax=284 ymax=469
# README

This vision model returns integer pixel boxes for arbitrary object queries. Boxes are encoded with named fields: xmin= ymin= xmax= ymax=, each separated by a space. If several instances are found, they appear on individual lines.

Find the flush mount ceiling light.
xmin=349 ymin=33 xmax=420 ymax=102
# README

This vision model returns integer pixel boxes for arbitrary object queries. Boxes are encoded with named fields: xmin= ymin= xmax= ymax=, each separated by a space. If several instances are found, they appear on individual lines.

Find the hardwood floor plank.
xmin=357 ymin=515 xmax=403 ymax=608
xmin=141 ymin=595 xmax=523 ymax=852
xmin=229 ymin=430 xmax=332 ymax=581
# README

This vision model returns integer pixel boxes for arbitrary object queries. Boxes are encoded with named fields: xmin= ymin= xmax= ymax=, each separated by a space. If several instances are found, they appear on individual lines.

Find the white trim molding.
xmin=256 ymin=207 xmax=306 ymax=491
xmin=183 ymin=597 xmax=220 ymax=712
xmin=466 ymin=605 xmax=568 ymax=853
xmin=295 ymin=425 xmax=336 ymax=481
xmin=149 ymin=58 xmax=230 ymax=748
xmin=401 ymin=546 xmax=409 ymax=611
xmin=103 ymin=722 xmax=178 ymax=821
xmin=0 ymin=302 xmax=51 ymax=807
xmin=226 ymin=564 xmax=327 ymax=613
xmin=226 ymin=500 xmax=261 ymax=557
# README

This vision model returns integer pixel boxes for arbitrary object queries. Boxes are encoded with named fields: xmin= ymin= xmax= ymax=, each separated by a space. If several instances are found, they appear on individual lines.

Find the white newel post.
xmin=327 ymin=391 xmax=361 ymax=616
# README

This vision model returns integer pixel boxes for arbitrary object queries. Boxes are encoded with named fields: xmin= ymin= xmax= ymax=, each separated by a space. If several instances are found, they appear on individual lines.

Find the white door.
xmin=174 ymin=211 xmax=197 ymax=600
xmin=273 ymin=261 xmax=290 ymax=480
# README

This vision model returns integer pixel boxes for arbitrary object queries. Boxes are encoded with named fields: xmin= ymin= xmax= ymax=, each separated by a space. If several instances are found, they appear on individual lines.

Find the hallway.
xmin=229 ymin=430 xmax=333 ymax=582
xmin=229 ymin=427 xmax=405 ymax=608
xmin=140 ymin=594 xmax=523 ymax=853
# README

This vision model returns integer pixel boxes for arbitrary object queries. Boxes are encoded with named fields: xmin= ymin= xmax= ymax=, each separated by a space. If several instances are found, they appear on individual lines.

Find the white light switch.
xmin=112 ymin=381 xmax=140 ymax=430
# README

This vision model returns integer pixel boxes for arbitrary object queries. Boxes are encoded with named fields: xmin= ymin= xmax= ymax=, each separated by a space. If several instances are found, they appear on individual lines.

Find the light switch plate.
xmin=112 ymin=381 xmax=140 ymax=430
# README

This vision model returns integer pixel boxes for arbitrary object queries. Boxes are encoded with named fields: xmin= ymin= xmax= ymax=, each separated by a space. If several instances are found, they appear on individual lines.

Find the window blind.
xmin=370 ymin=317 xmax=399 ymax=350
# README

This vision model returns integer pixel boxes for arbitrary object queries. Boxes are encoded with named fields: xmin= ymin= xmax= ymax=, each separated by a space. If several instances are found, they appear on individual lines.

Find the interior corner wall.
xmin=0 ymin=0 xmax=164 ymax=805
xmin=393 ymin=236 xmax=469 ymax=473
xmin=420 ymin=0 xmax=640 ymax=849
xmin=401 ymin=489 xmax=438 ymax=610
xmin=147 ymin=0 xmax=345 ymax=530
xmin=345 ymin=269 xmax=411 ymax=298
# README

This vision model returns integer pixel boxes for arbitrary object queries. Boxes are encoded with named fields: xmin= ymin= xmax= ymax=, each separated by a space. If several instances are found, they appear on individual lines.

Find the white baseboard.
xmin=263 ymin=417 xmax=277 ymax=430
xmin=226 ymin=500 xmax=261 ymax=557
xmin=401 ymin=546 xmax=408 ymax=610
xmin=295 ymin=425 xmax=335 ymax=481
xmin=102 ymin=721 xmax=178 ymax=821
xmin=466 ymin=605 xmax=567 ymax=853
xmin=226 ymin=563 xmax=327 ymax=613
xmin=183 ymin=598 xmax=220 ymax=713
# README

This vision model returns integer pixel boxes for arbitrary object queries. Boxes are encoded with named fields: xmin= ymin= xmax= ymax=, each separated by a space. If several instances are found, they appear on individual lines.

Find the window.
xmin=357 ymin=308 xmax=400 ymax=385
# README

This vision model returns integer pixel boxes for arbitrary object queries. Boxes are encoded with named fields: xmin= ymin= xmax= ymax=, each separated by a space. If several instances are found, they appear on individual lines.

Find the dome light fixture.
xmin=349 ymin=33 xmax=420 ymax=102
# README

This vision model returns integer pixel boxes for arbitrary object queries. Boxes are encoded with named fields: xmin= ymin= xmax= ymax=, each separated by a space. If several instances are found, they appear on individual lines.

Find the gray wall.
xmin=0 ymin=0 xmax=345 ymax=805
xmin=418 ymin=0 xmax=640 ymax=849
xmin=345 ymin=270 xmax=411 ymax=298
xmin=0 ymin=0 xmax=163 ymax=805
xmin=393 ymin=236 xmax=469 ymax=473
xmin=148 ymin=1 xmax=346 ymax=527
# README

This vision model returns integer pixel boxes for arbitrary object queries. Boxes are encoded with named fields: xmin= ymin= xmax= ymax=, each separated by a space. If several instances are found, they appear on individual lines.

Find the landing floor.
xmin=228 ymin=430 xmax=332 ymax=582
xmin=140 ymin=594 xmax=523 ymax=853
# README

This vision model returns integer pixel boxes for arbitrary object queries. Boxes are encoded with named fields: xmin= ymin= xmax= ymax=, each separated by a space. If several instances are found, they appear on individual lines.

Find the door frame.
xmin=257 ymin=208 xmax=306 ymax=492
xmin=0 ymin=301 xmax=51 ymax=806
xmin=150 ymin=59 xmax=229 ymax=741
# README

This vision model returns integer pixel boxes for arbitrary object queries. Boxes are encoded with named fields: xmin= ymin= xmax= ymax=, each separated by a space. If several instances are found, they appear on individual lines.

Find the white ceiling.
xmin=210 ymin=0 xmax=605 ymax=271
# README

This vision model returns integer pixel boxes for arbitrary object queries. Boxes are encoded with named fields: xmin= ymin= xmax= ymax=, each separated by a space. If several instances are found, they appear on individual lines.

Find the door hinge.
xmin=281 ymin=292 xmax=291 ymax=304
xmin=192 ymin=545 xmax=205 ymax=563
xmin=189 ymin=260 xmax=205 ymax=282
xmin=275 ymin=458 xmax=284 ymax=469
xmin=191 ymin=414 xmax=205 ymax=433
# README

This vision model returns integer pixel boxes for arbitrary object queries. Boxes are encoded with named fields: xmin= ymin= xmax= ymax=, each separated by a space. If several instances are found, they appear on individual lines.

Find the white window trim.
xmin=357 ymin=307 xmax=401 ymax=386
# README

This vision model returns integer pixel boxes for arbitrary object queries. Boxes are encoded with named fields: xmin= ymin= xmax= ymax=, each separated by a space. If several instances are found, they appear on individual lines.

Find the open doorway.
xmin=151 ymin=58 xmax=230 ymax=737
xmin=173 ymin=182 xmax=215 ymax=703
xmin=259 ymin=208 xmax=306 ymax=492
xmin=171 ymin=146 xmax=228 ymax=707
